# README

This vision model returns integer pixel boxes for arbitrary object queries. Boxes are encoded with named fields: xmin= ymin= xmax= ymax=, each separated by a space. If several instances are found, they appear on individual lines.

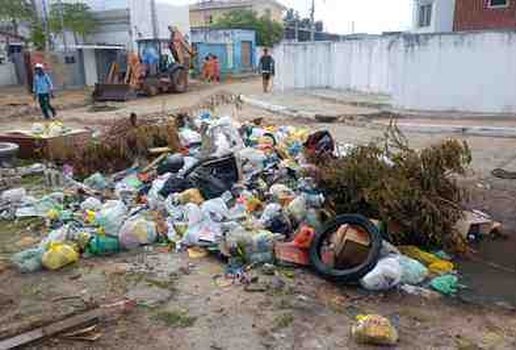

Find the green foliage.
xmin=30 ymin=21 xmax=46 ymax=50
xmin=213 ymin=10 xmax=284 ymax=47
xmin=0 ymin=0 xmax=33 ymax=22
xmin=49 ymin=2 xmax=96 ymax=42
xmin=316 ymin=122 xmax=471 ymax=250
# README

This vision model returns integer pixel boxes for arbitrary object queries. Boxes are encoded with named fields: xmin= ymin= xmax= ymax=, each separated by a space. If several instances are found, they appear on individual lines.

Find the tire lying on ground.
xmin=309 ymin=214 xmax=382 ymax=282
xmin=0 ymin=142 xmax=19 ymax=166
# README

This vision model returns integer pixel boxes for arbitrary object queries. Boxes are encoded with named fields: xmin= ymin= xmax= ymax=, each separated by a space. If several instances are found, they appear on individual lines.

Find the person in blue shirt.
xmin=33 ymin=63 xmax=56 ymax=119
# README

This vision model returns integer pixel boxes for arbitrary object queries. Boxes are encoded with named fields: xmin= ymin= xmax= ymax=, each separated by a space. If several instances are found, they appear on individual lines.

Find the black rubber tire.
xmin=309 ymin=214 xmax=382 ymax=282
xmin=0 ymin=142 xmax=19 ymax=165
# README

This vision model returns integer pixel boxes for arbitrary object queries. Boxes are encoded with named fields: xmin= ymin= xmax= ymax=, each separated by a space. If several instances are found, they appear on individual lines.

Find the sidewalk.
xmin=243 ymin=89 xmax=516 ymax=138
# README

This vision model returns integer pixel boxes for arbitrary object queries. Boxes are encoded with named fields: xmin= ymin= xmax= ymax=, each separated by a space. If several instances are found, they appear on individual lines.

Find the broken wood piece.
xmin=0 ymin=299 xmax=134 ymax=350
xmin=148 ymin=147 xmax=172 ymax=155
xmin=60 ymin=324 xmax=102 ymax=342
xmin=142 ymin=152 xmax=169 ymax=173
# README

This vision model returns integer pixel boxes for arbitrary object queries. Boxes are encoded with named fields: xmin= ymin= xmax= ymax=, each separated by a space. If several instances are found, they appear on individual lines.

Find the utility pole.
xmin=150 ymin=0 xmax=159 ymax=40
xmin=58 ymin=0 xmax=67 ymax=52
xmin=310 ymin=0 xmax=315 ymax=41
xmin=41 ymin=0 xmax=51 ymax=51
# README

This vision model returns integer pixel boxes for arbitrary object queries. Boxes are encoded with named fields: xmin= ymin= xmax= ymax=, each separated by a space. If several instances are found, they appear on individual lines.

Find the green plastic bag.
xmin=430 ymin=274 xmax=459 ymax=295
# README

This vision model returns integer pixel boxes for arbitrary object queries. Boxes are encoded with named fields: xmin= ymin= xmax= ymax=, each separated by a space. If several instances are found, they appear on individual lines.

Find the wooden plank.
xmin=0 ymin=309 xmax=101 ymax=350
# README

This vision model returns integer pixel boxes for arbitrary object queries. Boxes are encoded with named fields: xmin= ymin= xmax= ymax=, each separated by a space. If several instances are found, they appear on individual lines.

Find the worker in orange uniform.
xmin=212 ymin=55 xmax=221 ymax=83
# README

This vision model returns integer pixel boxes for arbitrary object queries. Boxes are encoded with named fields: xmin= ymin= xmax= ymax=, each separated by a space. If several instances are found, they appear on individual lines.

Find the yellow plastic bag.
xmin=177 ymin=189 xmax=205 ymax=205
xmin=42 ymin=243 xmax=79 ymax=270
xmin=428 ymin=260 xmax=455 ymax=274
xmin=352 ymin=314 xmax=399 ymax=345
xmin=399 ymin=246 xmax=454 ymax=274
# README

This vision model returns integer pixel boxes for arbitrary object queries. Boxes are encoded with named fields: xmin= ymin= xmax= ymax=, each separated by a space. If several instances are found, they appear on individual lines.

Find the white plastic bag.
xmin=183 ymin=219 xmax=222 ymax=246
xmin=185 ymin=203 xmax=203 ymax=226
xmin=360 ymin=256 xmax=402 ymax=291
xmin=80 ymin=197 xmax=102 ymax=211
xmin=1 ymin=188 xmax=27 ymax=203
xmin=179 ymin=128 xmax=202 ymax=147
xmin=147 ymin=173 xmax=172 ymax=209
xmin=96 ymin=200 xmax=128 ymax=236
xmin=201 ymin=198 xmax=229 ymax=222
xmin=118 ymin=215 xmax=157 ymax=249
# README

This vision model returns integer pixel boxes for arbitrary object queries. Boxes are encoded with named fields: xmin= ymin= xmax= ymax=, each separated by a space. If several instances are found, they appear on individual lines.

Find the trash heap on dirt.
xmin=2 ymin=111 xmax=499 ymax=302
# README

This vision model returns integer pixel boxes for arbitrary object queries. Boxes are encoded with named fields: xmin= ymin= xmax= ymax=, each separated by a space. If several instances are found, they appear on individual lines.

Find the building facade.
xmin=412 ymin=0 xmax=456 ymax=33
xmin=191 ymin=28 xmax=256 ymax=75
xmin=454 ymin=0 xmax=516 ymax=31
xmin=190 ymin=0 xmax=286 ymax=27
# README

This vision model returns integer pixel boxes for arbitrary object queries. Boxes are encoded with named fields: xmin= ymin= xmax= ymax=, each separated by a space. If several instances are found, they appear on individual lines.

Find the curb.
xmin=242 ymin=95 xmax=516 ymax=138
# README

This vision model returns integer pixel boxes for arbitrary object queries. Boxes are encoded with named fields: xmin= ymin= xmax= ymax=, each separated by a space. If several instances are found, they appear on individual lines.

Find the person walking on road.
xmin=33 ymin=63 xmax=56 ymax=120
xmin=259 ymin=48 xmax=275 ymax=93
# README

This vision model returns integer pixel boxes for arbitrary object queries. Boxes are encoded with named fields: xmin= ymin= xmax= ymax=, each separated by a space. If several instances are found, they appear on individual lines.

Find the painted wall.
xmin=276 ymin=31 xmax=516 ymax=113
xmin=190 ymin=0 xmax=284 ymax=27
xmin=81 ymin=49 xmax=98 ymax=86
xmin=191 ymin=29 xmax=256 ymax=74
xmin=412 ymin=0 xmax=456 ymax=33
xmin=0 ymin=62 xmax=17 ymax=86
xmin=454 ymin=0 xmax=516 ymax=31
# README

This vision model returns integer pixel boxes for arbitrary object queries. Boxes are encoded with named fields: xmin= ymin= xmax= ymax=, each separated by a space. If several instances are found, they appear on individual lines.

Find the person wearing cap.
xmin=33 ymin=63 xmax=56 ymax=120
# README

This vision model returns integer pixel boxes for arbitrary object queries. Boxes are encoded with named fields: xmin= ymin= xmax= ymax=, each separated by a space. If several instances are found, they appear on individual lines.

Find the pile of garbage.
xmin=3 ymin=112 xmax=467 ymax=299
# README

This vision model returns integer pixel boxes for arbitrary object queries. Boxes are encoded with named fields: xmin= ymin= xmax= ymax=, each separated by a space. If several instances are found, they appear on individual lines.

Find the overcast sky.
xmin=166 ymin=0 xmax=413 ymax=34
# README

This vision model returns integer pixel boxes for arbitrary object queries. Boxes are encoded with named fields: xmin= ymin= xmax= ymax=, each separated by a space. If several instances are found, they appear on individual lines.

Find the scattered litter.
xmin=42 ymin=243 xmax=79 ymax=270
xmin=430 ymin=274 xmax=460 ymax=296
xmin=360 ymin=256 xmax=402 ymax=291
xmin=351 ymin=314 xmax=399 ymax=346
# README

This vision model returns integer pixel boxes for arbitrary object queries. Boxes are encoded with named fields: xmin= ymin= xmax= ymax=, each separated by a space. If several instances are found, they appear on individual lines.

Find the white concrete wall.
xmin=129 ymin=0 xmax=190 ymax=45
xmin=82 ymin=49 xmax=98 ymax=86
xmin=276 ymin=31 xmax=516 ymax=113
xmin=0 ymin=62 xmax=18 ymax=86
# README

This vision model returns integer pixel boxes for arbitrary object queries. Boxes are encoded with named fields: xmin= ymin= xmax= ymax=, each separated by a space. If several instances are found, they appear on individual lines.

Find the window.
xmin=418 ymin=4 xmax=433 ymax=28
xmin=488 ymin=0 xmax=509 ymax=8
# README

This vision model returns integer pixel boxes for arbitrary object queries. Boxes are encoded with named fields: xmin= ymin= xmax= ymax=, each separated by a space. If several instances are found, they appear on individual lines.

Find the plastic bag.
xmin=42 ymin=243 xmax=79 ymax=270
xmin=80 ymin=197 xmax=102 ymax=212
xmin=428 ymin=260 xmax=455 ymax=275
xmin=360 ymin=256 xmax=402 ymax=291
xmin=430 ymin=274 xmax=459 ymax=295
xmin=399 ymin=255 xmax=428 ymax=285
xmin=177 ymin=189 xmax=205 ymax=205
xmin=118 ymin=216 xmax=157 ymax=249
xmin=286 ymin=196 xmax=307 ymax=223
xmin=147 ymin=173 xmax=172 ymax=209
xmin=16 ymin=193 xmax=64 ymax=218
xmin=203 ymin=117 xmax=244 ymax=156
xmin=1 ymin=188 xmax=26 ymax=203
xmin=201 ymin=198 xmax=229 ymax=222
xmin=179 ymin=128 xmax=202 ymax=147
xmin=351 ymin=314 xmax=399 ymax=345
xmin=11 ymin=248 xmax=44 ymax=273
xmin=96 ymin=200 xmax=128 ymax=236
xmin=84 ymin=172 xmax=109 ymax=191
xmin=39 ymin=226 xmax=69 ymax=249
xmin=399 ymin=246 xmax=454 ymax=274
xmin=260 ymin=203 xmax=283 ymax=225
xmin=239 ymin=148 xmax=267 ymax=173
xmin=183 ymin=219 xmax=222 ymax=246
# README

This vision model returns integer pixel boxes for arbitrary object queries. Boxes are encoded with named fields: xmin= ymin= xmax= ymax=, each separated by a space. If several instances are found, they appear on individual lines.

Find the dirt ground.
xmin=1 ymin=79 xmax=516 ymax=349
